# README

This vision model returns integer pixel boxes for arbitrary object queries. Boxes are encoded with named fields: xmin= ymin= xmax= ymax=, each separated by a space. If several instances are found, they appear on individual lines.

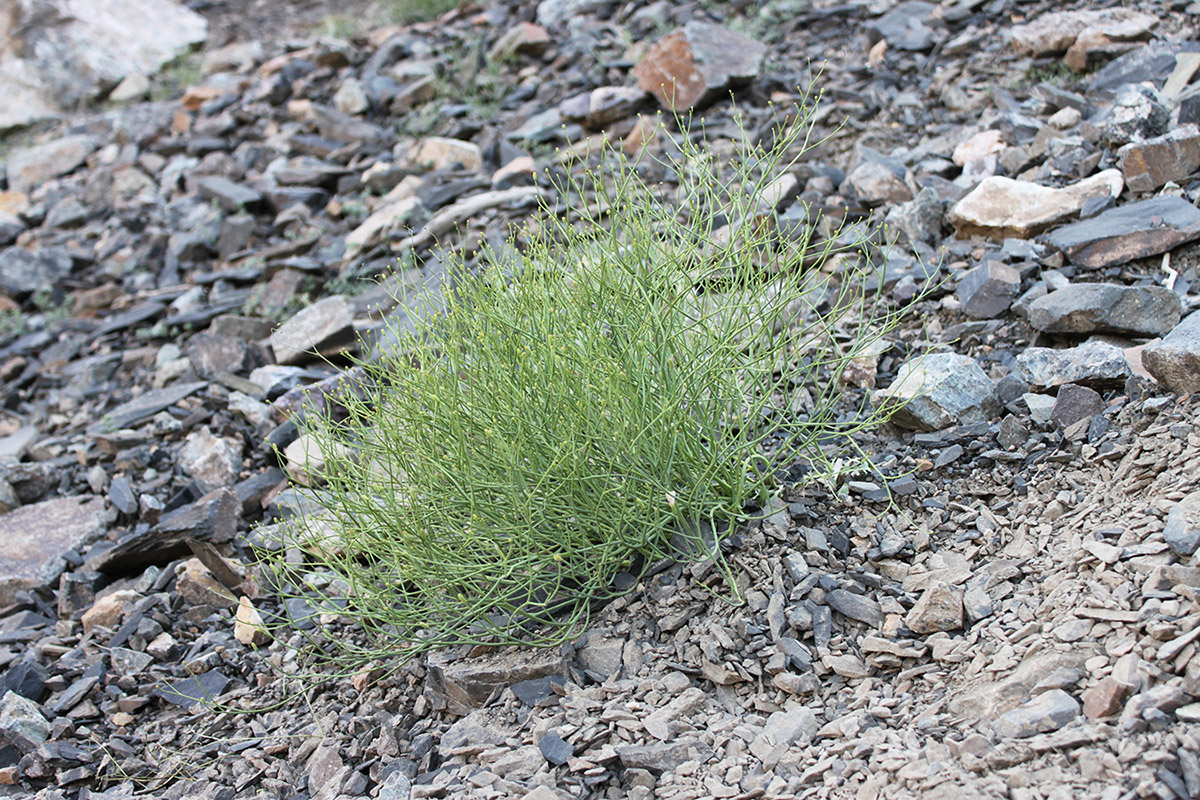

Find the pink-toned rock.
xmin=0 ymin=495 xmax=106 ymax=606
xmin=487 ymin=22 xmax=551 ymax=61
xmin=1011 ymin=10 xmax=1157 ymax=61
xmin=632 ymin=22 xmax=766 ymax=112
xmin=1082 ymin=676 xmax=1132 ymax=719
xmin=948 ymin=169 xmax=1123 ymax=240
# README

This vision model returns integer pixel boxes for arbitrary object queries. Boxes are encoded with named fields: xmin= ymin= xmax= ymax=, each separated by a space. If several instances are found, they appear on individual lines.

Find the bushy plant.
xmin=263 ymin=99 xmax=924 ymax=666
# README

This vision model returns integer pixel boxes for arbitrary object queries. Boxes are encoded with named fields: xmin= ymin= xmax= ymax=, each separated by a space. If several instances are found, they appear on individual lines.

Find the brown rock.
xmin=426 ymin=646 xmax=572 ymax=715
xmin=81 ymin=589 xmax=140 ymax=635
xmin=1117 ymin=125 xmax=1200 ymax=194
xmin=0 ymin=495 xmax=106 ymax=606
xmin=1082 ymin=676 xmax=1132 ymax=719
xmin=907 ymin=582 xmax=964 ymax=634
xmin=632 ymin=22 xmax=766 ymax=112
xmin=176 ymin=558 xmax=236 ymax=609
xmin=1143 ymin=310 xmax=1200 ymax=394
xmin=488 ymin=22 xmax=551 ymax=61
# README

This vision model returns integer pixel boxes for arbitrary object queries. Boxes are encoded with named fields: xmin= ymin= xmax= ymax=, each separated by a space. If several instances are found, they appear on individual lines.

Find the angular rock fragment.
xmin=425 ymin=647 xmax=572 ymax=715
xmin=1142 ymin=310 xmax=1200 ymax=393
xmin=948 ymin=170 xmax=1122 ymax=240
xmin=154 ymin=670 xmax=230 ymax=710
xmin=957 ymin=261 xmax=1020 ymax=319
xmin=558 ymin=87 xmax=648 ymax=128
xmin=1050 ymin=384 xmax=1103 ymax=429
xmin=615 ymin=739 xmax=714 ymax=773
xmin=867 ymin=1 xmax=936 ymax=52
xmin=1118 ymin=125 xmax=1200 ymax=194
xmin=907 ymin=582 xmax=963 ymax=634
xmin=1014 ymin=341 xmax=1131 ymax=389
xmin=993 ymin=689 xmax=1080 ymax=739
xmin=1099 ymin=84 xmax=1170 ymax=147
xmin=0 ymin=690 xmax=50 ymax=753
xmin=632 ymin=22 xmax=766 ymax=112
xmin=1045 ymin=196 xmax=1200 ymax=268
xmin=5 ymin=135 xmax=98 ymax=196
xmin=1163 ymin=492 xmax=1200 ymax=558
xmin=1028 ymin=284 xmax=1181 ymax=337
xmin=0 ymin=0 xmax=206 ymax=129
xmin=1082 ymin=677 xmax=1132 ymax=719
xmin=0 ymin=246 xmax=74 ymax=298
xmin=0 ymin=496 xmax=105 ymax=606
xmin=875 ymin=353 xmax=1001 ymax=431
xmin=269 ymin=295 xmax=355 ymax=365
xmin=178 ymin=426 xmax=243 ymax=492
xmin=1010 ymin=9 xmax=1157 ymax=67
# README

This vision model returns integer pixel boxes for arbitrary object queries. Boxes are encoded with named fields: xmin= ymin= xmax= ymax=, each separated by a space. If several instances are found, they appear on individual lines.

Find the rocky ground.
xmin=1 ymin=0 xmax=1200 ymax=798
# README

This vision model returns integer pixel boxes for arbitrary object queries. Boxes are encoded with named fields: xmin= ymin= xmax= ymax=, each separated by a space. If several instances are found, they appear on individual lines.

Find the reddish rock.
xmin=488 ymin=22 xmax=551 ymax=61
xmin=1082 ymin=677 xmax=1132 ymax=719
xmin=632 ymin=22 xmax=766 ymax=112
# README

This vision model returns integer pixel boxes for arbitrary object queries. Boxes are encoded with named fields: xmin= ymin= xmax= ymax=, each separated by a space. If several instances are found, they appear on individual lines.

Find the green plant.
xmin=0 ymin=309 xmax=27 ymax=339
xmin=386 ymin=0 xmax=460 ymax=23
xmin=262 ymin=99 xmax=924 ymax=667
xmin=150 ymin=52 xmax=203 ymax=102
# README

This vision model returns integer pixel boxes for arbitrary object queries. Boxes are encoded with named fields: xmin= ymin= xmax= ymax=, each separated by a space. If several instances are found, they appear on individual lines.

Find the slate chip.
xmin=154 ymin=670 xmax=231 ymax=709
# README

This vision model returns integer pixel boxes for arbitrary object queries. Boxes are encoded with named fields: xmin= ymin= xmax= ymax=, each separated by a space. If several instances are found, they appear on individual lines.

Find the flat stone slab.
xmin=0 ymin=496 xmax=106 ymax=606
xmin=948 ymin=170 xmax=1122 ymax=240
xmin=88 ymin=381 xmax=207 ymax=433
xmin=1029 ymin=284 xmax=1181 ymax=336
xmin=1045 ymin=196 xmax=1200 ymax=268
xmin=1014 ymin=340 xmax=1132 ymax=390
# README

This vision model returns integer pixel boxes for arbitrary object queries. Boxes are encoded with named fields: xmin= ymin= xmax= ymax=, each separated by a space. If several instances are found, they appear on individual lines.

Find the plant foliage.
xmin=262 ymin=98 xmax=924 ymax=666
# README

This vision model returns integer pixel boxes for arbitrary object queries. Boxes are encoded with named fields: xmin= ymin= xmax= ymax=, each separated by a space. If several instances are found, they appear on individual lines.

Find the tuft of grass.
xmin=261 ymin=97 xmax=926 ymax=667
xmin=386 ymin=0 xmax=461 ymax=23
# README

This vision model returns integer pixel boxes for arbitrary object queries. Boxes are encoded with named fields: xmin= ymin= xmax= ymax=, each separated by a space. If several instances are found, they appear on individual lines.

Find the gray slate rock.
xmin=876 ymin=353 xmax=1001 ymax=431
xmin=1029 ymin=284 xmax=1181 ymax=336
xmin=1045 ymin=196 xmax=1200 ymax=268
xmin=825 ymin=589 xmax=884 ymax=628
xmin=0 ymin=495 xmax=106 ymax=606
xmin=1142 ymin=310 xmax=1200 ymax=393
xmin=154 ymin=670 xmax=231 ymax=709
xmin=1014 ymin=341 xmax=1132 ymax=389
xmin=957 ymin=261 xmax=1020 ymax=319
xmin=1050 ymin=384 xmax=1103 ymax=429
xmin=539 ymin=731 xmax=573 ymax=765
xmin=615 ymin=738 xmax=715 ymax=772
xmin=89 ymin=381 xmax=207 ymax=433
xmin=0 ymin=246 xmax=74 ymax=297
xmin=1163 ymin=493 xmax=1200 ymax=558
xmin=993 ymin=689 xmax=1080 ymax=739
xmin=270 ymin=295 xmax=355 ymax=365
xmin=0 ymin=690 xmax=50 ymax=753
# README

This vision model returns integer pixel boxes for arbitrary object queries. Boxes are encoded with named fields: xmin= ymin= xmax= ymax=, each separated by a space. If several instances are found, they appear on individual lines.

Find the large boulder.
xmin=0 ymin=0 xmax=207 ymax=130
